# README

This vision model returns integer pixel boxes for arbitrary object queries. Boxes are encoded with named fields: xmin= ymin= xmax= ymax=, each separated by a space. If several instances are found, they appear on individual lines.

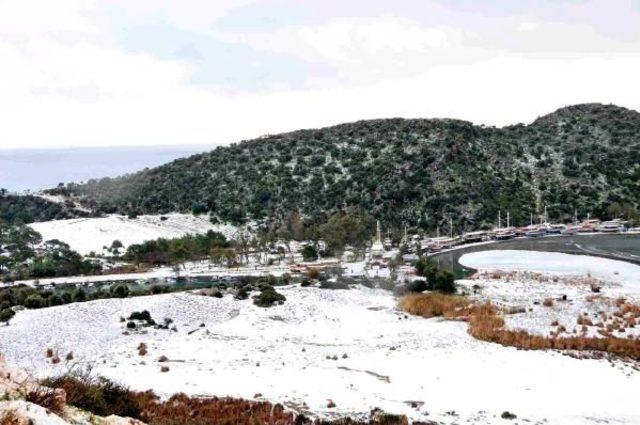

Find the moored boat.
xmin=597 ymin=220 xmax=626 ymax=233
xmin=525 ymin=225 xmax=546 ymax=237
xmin=463 ymin=230 xmax=489 ymax=243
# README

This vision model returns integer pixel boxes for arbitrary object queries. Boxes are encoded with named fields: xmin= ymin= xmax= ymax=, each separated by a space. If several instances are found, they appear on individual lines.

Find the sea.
xmin=0 ymin=145 xmax=214 ymax=192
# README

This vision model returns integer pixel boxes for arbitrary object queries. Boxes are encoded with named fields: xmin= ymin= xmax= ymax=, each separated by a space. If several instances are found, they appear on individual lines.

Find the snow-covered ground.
xmin=8 ymin=261 xmax=293 ymax=287
xmin=459 ymin=249 xmax=640 ymax=295
xmin=28 ymin=214 xmax=238 ymax=255
xmin=458 ymin=250 xmax=640 ymax=341
xmin=1 ymin=283 xmax=639 ymax=424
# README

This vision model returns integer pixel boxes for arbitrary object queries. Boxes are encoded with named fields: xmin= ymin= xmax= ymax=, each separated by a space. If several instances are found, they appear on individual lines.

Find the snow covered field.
xmin=459 ymin=249 xmax=640 ymax=295
xmin=2 ymin=281 xmax=640 ymax=424
xmin=2 ymin=250 xmax=640 ymax=423
xmin=458 ymin=250 xmax=640 ymax=341
xmin=28 ymin=214 xmax=238 ymax=255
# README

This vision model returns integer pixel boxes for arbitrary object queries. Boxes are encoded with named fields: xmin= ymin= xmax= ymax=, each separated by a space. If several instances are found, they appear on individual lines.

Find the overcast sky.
xmin=1 ymin=0 xmax=639 ymax=149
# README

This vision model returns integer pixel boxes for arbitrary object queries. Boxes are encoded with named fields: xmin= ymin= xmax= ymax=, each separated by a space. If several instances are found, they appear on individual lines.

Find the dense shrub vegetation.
xmin=253 ymin=285 xmax=286 ymax=307
xmin=124 ymin=230 xmax=231 ymax=265
xmin=0 ymin=190 xmax=88 ymax=225
xmin=414 ymin=257 xmax=456 ymax=293
xmin=62 ymin=104 xmax=640 ymax=232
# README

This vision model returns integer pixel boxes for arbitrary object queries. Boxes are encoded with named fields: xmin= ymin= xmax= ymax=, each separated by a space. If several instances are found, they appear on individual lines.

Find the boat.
xmin=597 ymin=220 xmax=625 ymax=233
xmin=578 ymin=219 xmax=600 ymax=233
xmin=561 ymin=224 xmax=579 ymax=235
xmin=494 ymin=227 xmax=516 ymax=240
xmin=514 ymin=227 xmax=528 ymax=236
xmin=429 ymin=244 xmax=442 ymax=253
xmin=546 ymin=224 xmax=566 ymax=234
xmin=462 ymin=230 xmax=489 ymax=243
xmin=524 ymin=225 xmax=546 ymax=237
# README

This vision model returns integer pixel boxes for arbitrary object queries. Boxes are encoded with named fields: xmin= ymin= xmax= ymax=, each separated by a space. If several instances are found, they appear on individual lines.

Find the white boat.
xmin=546 ymin=224 xmax=566 ymax=234
xmin=463 ymin=230 xmax=488 ymax=243
xmin=597 ymin=220 xmax=625 ymax=233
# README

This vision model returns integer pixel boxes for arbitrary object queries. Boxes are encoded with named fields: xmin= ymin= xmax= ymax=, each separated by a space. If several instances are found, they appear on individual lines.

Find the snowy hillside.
xmin=2 ymin=282 xmax=640 ymax=424
xmin=28 ymin=214 xmax=238 ymax=255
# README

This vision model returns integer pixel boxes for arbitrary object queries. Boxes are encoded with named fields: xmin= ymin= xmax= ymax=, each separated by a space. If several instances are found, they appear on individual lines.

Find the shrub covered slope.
xmin=62 ymin=104 xmax=640 ymax=230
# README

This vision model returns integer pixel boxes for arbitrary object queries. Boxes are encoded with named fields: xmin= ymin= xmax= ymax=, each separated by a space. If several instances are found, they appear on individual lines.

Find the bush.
xmin=0 ymin=308 xmax=15 ymax=322
xmin=433 ymin=269 xmax=456 ymax=294
xmin=47 ymin=294 xmax=64 ymax=307
xmin=128 ymin=310 xmax=152 ymax=322
xmin=43 ymin=373 xmax=142 ymax=418
xmin=73 ymin=288 xmax=87 ymax=302
xmin=110 ymin=284 xmax=130 ymax=298
xmin=26 ymin=387 xmax=66 ymax=416
xmin=301 ymin=245 xmax=318 ymax=262
xmin=415 ymin=257 xmax=437 ymax=283
xmin=234 ymin=287 xmax=249 ymax=300
xmin=278 ymin=273 xmax=291 ymax=285
xmin=406 ymin=279 xmax=428 ymax=293
xmin=253 ymin=286 xmax=286 ymax=307
xmin=319 ymin=280 xmax=350 ymax=290
xmin=415 ymin=257 xmax=456 ymax=294
xmin=24 ymin=294 xmax=45 ymax=309
xmin=150 ymin=285 xmax=169 ymax=295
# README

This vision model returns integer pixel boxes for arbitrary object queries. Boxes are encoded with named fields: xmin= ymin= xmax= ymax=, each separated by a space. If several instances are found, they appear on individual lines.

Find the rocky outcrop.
xmin=0 ymin=354 xmax=145 ymax=425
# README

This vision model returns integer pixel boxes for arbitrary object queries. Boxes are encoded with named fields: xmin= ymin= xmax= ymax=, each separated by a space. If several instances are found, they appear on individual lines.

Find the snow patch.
xmin=28 ymin=214 xmax=238 ymax=255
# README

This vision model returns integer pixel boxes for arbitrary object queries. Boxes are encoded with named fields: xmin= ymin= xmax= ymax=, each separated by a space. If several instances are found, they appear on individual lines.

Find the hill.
xmin=58 ymin=103 xmax=640 ymax=233
xmin=0 ymin=191 xmax=90 ymax=225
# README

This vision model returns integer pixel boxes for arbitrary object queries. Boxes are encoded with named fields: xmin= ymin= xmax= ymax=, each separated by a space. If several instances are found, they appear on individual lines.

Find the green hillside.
xmin=60 ymin=103 xmax=640 ymax=232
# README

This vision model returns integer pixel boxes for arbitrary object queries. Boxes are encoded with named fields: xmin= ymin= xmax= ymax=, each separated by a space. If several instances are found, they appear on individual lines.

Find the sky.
xmin=1 ymin=0 xmax=640 ymax=149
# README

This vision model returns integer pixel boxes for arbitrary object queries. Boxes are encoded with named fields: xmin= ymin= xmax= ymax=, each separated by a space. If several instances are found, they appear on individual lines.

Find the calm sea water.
xmin=0 ymin=145 xmax=214 ymax=192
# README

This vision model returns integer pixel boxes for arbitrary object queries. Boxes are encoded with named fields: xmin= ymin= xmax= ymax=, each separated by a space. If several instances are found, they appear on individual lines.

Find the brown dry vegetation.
xmin=0 ymin=410 xmax=21 ymax=425
xmin=137 ymin=393 xmax=296 ymax=425
xmin=397 ymin=293 xmax=471 ymax=319
xmin=25 ymin=387 xmax=66 ymax=416
xmin=42 ymin=373 xmax=409 ymax=425
xmin=399 ymin=294 xmax=640 ymax=361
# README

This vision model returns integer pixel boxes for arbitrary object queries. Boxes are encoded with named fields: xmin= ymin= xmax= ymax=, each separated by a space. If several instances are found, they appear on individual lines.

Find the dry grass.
xmin=398 ymin=293 xmax=470 ymax=319
xmin=467 ymin=303 xmax=640 ymax=360
xmin=137 ymin=393 xmax=297 ymax=425
xmin=42 ymin=372 xmax=409 ymax=425
xmin=26 ymin=386 xmax=66 ymax=416
xmin=399 ymin=295 xmax=640 ymax=361
xmin=577 ymin=314 xmax=593 ymax=326
xmin=0 ymin=410 xmax=21 ymax=425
